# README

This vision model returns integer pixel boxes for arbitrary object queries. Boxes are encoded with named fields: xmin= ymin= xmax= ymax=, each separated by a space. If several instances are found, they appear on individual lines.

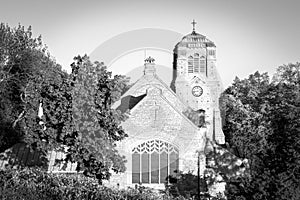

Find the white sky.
xmin=1 ymin=0 xmax=299 ymax=87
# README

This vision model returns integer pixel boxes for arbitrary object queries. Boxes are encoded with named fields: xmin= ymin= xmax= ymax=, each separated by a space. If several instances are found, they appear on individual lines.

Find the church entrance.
xmin=132 ymin=139 xmax=179 ymax=184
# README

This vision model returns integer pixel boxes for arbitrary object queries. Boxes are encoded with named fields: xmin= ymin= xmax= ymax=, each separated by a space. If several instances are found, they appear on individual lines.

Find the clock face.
xmin=192 ymin=86 xmax=203 ymax=97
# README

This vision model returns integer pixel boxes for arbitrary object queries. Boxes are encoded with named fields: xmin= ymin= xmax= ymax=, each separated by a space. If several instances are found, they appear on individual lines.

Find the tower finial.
xmin=145 ymin=56 xmax=155 ymax=64
xmin=144 ymin=56 xmax=156 ymax=75
xmin=191 ymin=19 xmax=197 ymax=32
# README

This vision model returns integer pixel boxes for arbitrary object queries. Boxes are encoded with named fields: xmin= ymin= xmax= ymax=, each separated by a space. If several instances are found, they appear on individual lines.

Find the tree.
xmin=222 ymin=65 xmax=300 ymax=200
xmin=61 ymin=55 xmax=129 ymax=182
xmin=0 ymin=23 xmax=62 ymax=152
xmin=0 ymin=23 xmax=130 ymax=183
xmin=222 ymin=71 xmax=270 ymax=159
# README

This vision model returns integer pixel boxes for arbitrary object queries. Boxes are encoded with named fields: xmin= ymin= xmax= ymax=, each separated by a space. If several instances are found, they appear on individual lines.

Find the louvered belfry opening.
xmin=132 ymin=140 xmax=179 ymax=184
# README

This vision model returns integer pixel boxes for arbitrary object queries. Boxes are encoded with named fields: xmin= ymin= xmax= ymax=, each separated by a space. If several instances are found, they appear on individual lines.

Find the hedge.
xmin=0 ymin=168 xmax=190 ymax=200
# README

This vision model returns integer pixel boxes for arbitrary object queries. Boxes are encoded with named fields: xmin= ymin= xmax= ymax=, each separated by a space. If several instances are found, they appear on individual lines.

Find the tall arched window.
xmin=200 ymin=56 xmax=206 ymax=74
xmin=132 ymin=140 xmax=179 ymax=184
xmin=188 ymin=56 xmax=194 ymax=74
xmin=194 ymin=53 xmax=200 ymax=73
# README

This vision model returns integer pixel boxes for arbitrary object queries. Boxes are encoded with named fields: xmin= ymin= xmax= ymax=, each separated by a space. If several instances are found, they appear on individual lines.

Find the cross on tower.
xmin=191 ymin=19 xmax=197 ymax=32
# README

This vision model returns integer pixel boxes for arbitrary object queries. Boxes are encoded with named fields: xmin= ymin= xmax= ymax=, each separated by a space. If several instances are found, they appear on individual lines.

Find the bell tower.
xmin=172 ymin=20 xmax=225 ymax=144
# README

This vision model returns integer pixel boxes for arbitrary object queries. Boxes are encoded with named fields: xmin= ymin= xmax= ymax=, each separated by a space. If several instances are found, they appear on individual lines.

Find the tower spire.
xmin=191 ymin=19 xmax=197 ymax=32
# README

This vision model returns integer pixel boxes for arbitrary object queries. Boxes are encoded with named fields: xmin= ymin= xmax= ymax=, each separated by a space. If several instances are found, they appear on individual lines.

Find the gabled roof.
xmin=128 ymin=86 xmax=199 ymax=130
xmin=114 ymin=72 xmax=188 ymax=111
xmin=114 ymin=72 xmax=200 ymax=129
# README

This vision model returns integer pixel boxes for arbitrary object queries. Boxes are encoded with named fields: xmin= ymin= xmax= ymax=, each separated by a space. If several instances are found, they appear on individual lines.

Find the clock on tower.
xmin=192 ymin=86 xmax=203 ymax=97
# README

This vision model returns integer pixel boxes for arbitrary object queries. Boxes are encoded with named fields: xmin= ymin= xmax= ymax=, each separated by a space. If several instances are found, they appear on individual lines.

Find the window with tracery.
xmin=200 ymin=56 xmax=206 ymax=73
xmin=132 ymin=140 xmax=179 ymax=184
xmin=188 ymin=56 xmax=194 ymax=73
xmin=187 ymin=54 xmax=206 ymax=74
xmin=194 ymin=53 xmax=200 ymax=73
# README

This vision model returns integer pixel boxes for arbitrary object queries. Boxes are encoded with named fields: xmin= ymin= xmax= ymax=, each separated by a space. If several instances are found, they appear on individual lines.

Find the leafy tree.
xmin=272 ymin=62 xmax=300 ymax=85
xmin=222 ymin=71 xmax=270 ymax=159
xmin=0 ymin=23 xmax=62 ymax=152
xmin=0 ymin=23 xmax=130 ymax=183
xmin=222 ymin=64 xmax=300 ymax=200
xmin=62 ymin=55 xmax=129 ymax=182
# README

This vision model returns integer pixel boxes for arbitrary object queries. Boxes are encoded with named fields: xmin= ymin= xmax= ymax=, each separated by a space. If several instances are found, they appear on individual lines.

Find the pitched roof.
xmin=0 ymin=143 xmax=46 ymax=169
xmin=0 ymin=143 xmax=77 ymax=173
xmin=114 ymin=66 xmax=210 ymax=130
xmin=116 ymin=94 xmax=146 ymax=113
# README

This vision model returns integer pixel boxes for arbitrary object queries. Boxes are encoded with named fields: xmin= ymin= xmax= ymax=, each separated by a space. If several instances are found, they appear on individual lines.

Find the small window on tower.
xmin=209 ymin=50 xmax=215 ymax=56
xmin=200 ymin=56 xmax=206 ymax=74
xmin=194 ymin=53 xmax=199 ymax=73
xmin=188 ymin=56 xmax=193 ymax=73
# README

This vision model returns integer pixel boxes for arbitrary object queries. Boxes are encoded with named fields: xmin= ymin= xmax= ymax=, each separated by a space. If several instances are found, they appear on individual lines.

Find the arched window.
xmin=208 ymin=50 xmax=215 ymax=56
xmin=194 ymin=53 xmax=200 ymax=73
xmin=188 ymin=56 xmax=193 ymax=73
xmin=200 ymin=56 xmax=206 ymax=74
xmin=132 ymin=140 xmax=179 ymax=184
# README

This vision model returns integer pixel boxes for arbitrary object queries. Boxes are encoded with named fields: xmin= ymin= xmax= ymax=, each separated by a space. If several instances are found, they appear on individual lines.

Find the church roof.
xmin=116 ymin=94 xmax=147 ymax=113
xmin=183 ymin=31 xmax=206 ymax=40
xmin=0 ymin=143 xmax=45 ymax=169
xmin=114 ymin=66 xmax=200 ymax=130
xmin=127 ymin=86 xmax=199 ymax=130
xmin=0 ymin=143 xmax=78 ymax=172
xmin=175 ymin=31 xmax=216 ymax=48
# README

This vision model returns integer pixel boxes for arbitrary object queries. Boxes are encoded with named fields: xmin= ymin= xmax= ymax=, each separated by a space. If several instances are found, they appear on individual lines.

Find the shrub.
xmin=0 ymin=168 xmax=185 ymax=200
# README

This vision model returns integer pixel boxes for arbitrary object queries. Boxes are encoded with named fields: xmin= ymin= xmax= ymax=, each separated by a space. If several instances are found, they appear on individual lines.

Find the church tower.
xmin=172 ymin=20 xmax=225 ymax=144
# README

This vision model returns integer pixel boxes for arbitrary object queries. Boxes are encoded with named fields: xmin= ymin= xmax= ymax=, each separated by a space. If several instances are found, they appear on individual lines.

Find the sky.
xmin=1 ymin=0 xmax=299 ymax=87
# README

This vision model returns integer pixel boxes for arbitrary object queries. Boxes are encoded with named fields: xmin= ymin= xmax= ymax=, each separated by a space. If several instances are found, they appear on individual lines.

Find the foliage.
xmin=165 ymin=171 xmax=227 ymax=200
xmin=0 ymin=22 xmax=63 ymax=153
xmin=0 ymin=168 xmax=176 ymax=200
xmin=0 ymin=23 xmax=130 ymax=182
xmin=222 ymin=64 xmax=300 ymax=200
xmin=63 ymin=55 xmax=129 ymax=182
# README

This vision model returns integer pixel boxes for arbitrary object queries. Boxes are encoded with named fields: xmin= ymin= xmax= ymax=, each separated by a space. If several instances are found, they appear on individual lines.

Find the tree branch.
xmin=12 ymin=110 xmax=26 ymax=129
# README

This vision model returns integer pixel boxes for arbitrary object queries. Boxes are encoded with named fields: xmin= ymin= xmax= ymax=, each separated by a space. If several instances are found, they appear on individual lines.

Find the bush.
xmin=0 ymin=168 xmax=185 ymax=200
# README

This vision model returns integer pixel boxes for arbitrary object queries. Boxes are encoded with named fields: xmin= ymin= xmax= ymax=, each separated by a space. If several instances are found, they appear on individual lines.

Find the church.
xmin=0 ymin=23 xmax=229 ymax=193
xmin=109 ymin=23 xmax=226 ymax=188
